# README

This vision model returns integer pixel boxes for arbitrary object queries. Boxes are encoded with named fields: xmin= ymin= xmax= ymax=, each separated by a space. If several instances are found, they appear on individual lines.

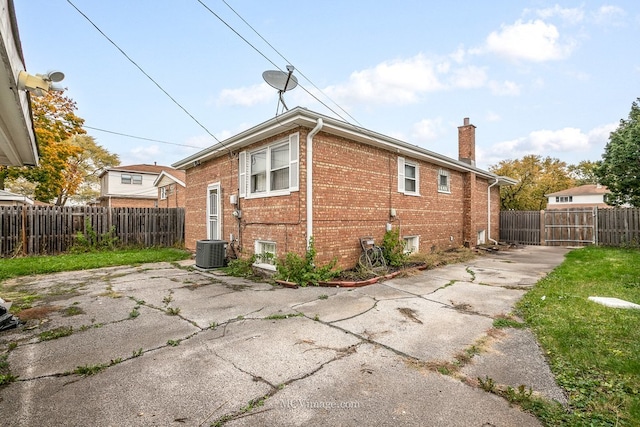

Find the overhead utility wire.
xmin=219 ymin=0 xmax=363 ymax=127
xmin=83 ymin=126 xmax=202 ymax=149
xmin=66 ymin=0 xmax=227 ymax=152
xmin=196 ymin=0 xmax=354 ymax=125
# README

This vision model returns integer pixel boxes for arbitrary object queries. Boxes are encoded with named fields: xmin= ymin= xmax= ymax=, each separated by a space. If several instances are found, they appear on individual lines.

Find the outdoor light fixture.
xmin=17 ymin=70 xmax=65 ymax=96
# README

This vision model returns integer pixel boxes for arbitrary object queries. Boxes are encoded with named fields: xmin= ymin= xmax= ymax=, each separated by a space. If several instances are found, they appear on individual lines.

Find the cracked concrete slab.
xmin=226 ymin=343 xmax=541 ymax=427
xmin=333 ymin=297 xmax=494 ymax=361
xmin=462 ymin=328 xmax=568 ymax=405
xmin=7 ymin=306 xmax=199 ymax=379
xmin=200 ymin=317 xmax=360 ymax=385
xmin=427 ymin=282 xmax=526 ymax=317
xmin=0 ymin=245 xmax=571 ymax=426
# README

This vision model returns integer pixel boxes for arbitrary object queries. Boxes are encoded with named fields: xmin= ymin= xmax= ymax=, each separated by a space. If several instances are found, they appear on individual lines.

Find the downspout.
xmin=488 ymin=177 xmax=500 ymax=245
xmin=306 ymin=118 xmax=324 ymax=249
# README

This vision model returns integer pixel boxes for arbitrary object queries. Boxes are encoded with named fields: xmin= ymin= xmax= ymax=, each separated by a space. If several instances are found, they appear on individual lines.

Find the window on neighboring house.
xmin=555 ymin=196 xmax=573 ymax=203
xmin=121 ymin=174 xmax=142 ymax=185
xmin=397 ymin=157 xmax=419 ymax=195
xmin=160 ymin=187 xmax=167 ymax=200
xmin=438 ymin=169 xmax=450 ymax=193
xmin=254 ymin=240 xmax=276 ymax=270
xmin=239 ymin=133 xmax=299 ymax=198
xmin=403 ymin=236 xmax=419 ymax=254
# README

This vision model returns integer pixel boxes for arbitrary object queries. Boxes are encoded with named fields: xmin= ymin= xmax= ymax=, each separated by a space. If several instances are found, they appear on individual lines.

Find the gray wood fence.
xmin=0 ymin=206 xmax=185 ymax=257
xmin=500 ymin=207 xmax=640 ymax=247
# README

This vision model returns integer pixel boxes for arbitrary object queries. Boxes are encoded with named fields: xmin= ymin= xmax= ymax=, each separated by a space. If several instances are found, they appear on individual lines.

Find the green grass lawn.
xmin=518 ymin=246 xmax=640 ymax=426
xmin=0 ymin=247 xmax=192 ymax=282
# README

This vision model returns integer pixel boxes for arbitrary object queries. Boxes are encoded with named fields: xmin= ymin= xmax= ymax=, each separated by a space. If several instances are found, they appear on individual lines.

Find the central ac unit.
xmin=195 ymin=240 xmax=228 ymax=268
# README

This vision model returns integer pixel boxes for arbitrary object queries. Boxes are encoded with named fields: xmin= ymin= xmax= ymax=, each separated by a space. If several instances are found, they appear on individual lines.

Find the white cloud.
xmin=592 ymin=5 xmax=626 ymax=26
xmin=411 ymin=117 xmax=444 ymax=142
xmin=448 ymin=66 xmax=487 ymax=89
xmin=483 ymin=19 xmax=576 ymax=62
xmin=216 ymin=83 xmax=275 ymax=106
xmin=485 ymin=111 xmax=501 ymax=122
xmin=487 ymin=124 xmax=616 ymax=161
xmin=129 ymin=145 xmax=162 ymax=163
xmin=488 ymin=80 xmax=521 ymax=96
xmin=323 ymin=54 xmax=447 ymax=105
xmin=532 ymin=5 xmax=584 ymax=25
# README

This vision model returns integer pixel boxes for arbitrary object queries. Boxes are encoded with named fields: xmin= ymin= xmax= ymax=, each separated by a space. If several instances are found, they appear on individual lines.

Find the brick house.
xmin=173 ymin=108 xmax=515 ymax=270
xmin=153 ymin=169 xmax=186 ymax=208
xmin=97 ymin=164 xmax=185 ymax=208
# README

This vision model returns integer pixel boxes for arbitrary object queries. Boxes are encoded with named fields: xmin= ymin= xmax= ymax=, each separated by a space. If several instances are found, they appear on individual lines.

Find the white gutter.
xmin=487 ymin=177 xmax=500 ymax=245
xmin=306 ymin=118 xmax=323 ymax=249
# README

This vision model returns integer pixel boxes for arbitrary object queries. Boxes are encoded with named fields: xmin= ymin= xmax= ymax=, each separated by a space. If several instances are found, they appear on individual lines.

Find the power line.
xmin=195 ymin=0 xmax=358 ymax=126
xmin=84 ymin=125 xmax=202 ymax=149
xmin=219 ymin=0 xmax=363 ymax=127
xmin=66 ymin=0 xmax=226 ymax=151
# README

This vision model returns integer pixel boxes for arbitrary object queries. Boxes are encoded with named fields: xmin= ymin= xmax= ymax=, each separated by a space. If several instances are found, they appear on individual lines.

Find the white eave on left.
xmin=0 ymin=0 xmax=38 ymax=166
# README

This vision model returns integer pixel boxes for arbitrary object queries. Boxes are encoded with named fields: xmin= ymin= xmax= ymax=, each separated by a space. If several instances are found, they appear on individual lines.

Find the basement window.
xmin=254 ymin=240 xmax=276 ymax=271
xmin=403 ymin=236 xmax=419 ymax=254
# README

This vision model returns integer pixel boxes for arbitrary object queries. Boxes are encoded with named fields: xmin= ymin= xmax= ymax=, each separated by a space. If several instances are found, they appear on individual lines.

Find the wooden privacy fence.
xmin=500 ymin=207 xmax=640 ymax=247
xmin=0 ymin=206 xmax=185 ymax=257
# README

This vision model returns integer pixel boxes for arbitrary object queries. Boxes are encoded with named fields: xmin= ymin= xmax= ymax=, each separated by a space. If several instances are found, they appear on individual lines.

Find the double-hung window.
xmin=121 ymin=174 xmax=142 ymax=185
xmin=397 ymin=157 xmax=419 ymax=195
xmin=438 ymin=169 xmax=450 ymax=193
xmin=239 ymin=133 xmax=299 ymax=198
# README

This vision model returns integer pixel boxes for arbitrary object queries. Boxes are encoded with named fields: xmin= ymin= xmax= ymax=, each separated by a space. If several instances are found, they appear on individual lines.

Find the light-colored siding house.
xmin=173 ymin=108 xmax=516 ymax=270
xmin=546 ymin=184 xmax=611 ymax=209
xmin=154 ymin=170 xmax=186 ymax=208
xmin=97 ymin=164 xmax=184 ymax=208
xmin=0 ymin=0 xmax=38 ymax=166
xmin=0 ymin=189 xmax=33 ymax=206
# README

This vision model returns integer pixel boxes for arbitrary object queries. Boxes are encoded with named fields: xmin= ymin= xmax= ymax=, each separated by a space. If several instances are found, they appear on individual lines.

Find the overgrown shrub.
xmin=381 ymin=228 xmax=408 ymax=267
xmin=223 ymin=255 xmax=256 ymax=278
xmin=274 ymin=238 xmax=340 ymax=286
xmin=70 ymin=219 xmax=118 ymax=253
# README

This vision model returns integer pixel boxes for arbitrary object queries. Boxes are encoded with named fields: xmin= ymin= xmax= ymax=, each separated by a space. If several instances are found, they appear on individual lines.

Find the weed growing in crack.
xmin=132 ymin=348 xmax=143 ymax=358
xmin=318 ymin=294 xmax=328 ymax=300
xmin=62 ymin=306 xmax=84 ymax=316
xmin=465 ymin=267 xmax=476 ymax=282
xmin=7 ymin=342 xmax=17 ymax=351
xmin=265 ymin=313 xmax=303 ymax=320
xmin=209 ymin=321 xmax=217 ymax=329
xmin=38 ymin=326 xmax=73 ymax=341
xmin=0 ymin=354 xmax=16 ymax=386
xmin=492 ymin=317 xmax=526 ymax=329
xmin=167 ymin=339 xmax=180 ymax=347
xmin=129 ymin=308 xmax=140 ymax=318
xmin=478 ymin=375 xmax=496 ymax=392
xmin=166 ymin=307 xmax=181 ymax=316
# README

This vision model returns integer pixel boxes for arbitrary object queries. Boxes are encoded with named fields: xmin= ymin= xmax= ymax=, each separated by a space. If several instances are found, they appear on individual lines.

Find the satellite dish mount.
xmin=262 ymin=65 xmax=298 ymax=115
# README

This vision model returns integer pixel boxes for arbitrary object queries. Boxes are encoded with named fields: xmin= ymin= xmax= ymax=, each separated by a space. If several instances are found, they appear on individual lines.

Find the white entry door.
xmin=207 ymin=183 xmax=221 ymax=240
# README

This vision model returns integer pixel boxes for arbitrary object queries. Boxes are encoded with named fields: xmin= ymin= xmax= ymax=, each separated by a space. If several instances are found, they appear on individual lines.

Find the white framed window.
xmin=555 ymin=196 xmax=573 ymax=203
xmin=403 ymin=236 xmax=419 ymax=254
xmin=254 ymin=240 xmax=277 ymax=270
xmin=239 ymin=133 xmax=299 ymax=198
xmin=477 ymin=230 xmax=486 ymax=245
xmin=121 ymin=174 xmax=142 ymax=185
xmin=397 ymin=157 xmax=420 ymax=195
xmin=438 ymin=169 xmax=450 ymax=193
xmin=160 ymin=187 xmax=167 ymax=200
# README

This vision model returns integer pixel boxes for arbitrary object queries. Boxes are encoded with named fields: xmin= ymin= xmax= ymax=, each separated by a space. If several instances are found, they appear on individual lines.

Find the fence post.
xmin=539 ymin=210 xmax=546 ymax=246
xmin=594 ymin=207 xmax=598 ymax=245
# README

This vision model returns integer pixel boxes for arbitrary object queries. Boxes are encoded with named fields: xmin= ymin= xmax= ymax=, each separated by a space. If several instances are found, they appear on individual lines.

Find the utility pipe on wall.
xmin=487 ymin=177 xmax=500 ymax=245
xmin=306 ymin=118 xmax=324 ymax=249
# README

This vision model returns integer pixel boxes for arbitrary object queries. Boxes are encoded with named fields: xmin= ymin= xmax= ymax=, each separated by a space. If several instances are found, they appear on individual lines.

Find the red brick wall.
xmin=184 ymin=126 xmax=502 ymax=269
xmin=158 ymin=184 xmax=186 ymax=208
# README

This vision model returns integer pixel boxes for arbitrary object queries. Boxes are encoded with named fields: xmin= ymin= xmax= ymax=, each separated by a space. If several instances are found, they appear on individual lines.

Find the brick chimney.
xmin=458 ymin=117 xmax=476 ymax=166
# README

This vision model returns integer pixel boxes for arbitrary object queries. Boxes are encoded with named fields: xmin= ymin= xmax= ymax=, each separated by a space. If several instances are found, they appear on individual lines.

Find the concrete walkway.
xmin=0 ymin=246 xmax=570 ymax=426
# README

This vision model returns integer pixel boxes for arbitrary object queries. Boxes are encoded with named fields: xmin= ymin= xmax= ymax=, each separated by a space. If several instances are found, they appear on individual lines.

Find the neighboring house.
xmin=153 ymin=169 xmax=186 ymax=208
xmin=546 ymin=184 xmax=611 ymax=209
xmin=173 ymin=108 xmax=516 ymax=270
xmin=0 ymin=0 xmax=38 ymax=166
xmin=0 ymin=189 xmax=33 ymax=206
xmin=97 ymin=164 xmax=184 ymax=208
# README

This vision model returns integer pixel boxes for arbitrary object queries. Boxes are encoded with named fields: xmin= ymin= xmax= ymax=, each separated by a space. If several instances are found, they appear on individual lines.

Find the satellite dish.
xmin=263 ymin=66 xmax=298 ymax=114
xmin=47 ymin=71 xmax=65 ymax=82
xmin=262 ymin=70 xmax=298 ymax=92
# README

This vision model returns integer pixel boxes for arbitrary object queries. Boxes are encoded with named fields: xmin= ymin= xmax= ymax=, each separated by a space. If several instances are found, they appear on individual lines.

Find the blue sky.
xmin=14 ymin=1 xmax=640 ymax=170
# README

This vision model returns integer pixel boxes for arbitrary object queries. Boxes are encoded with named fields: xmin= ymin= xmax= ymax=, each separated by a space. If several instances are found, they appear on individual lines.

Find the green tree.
xmin=490 ymin=155 xmax=575 ymax=210
xmin=595 ymin=98 xmax=640 ymax=207
xmin=58 ymin=135 xmax=120 ymax=206
xmin=567 ymin=160 xmax=600 ymax=185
